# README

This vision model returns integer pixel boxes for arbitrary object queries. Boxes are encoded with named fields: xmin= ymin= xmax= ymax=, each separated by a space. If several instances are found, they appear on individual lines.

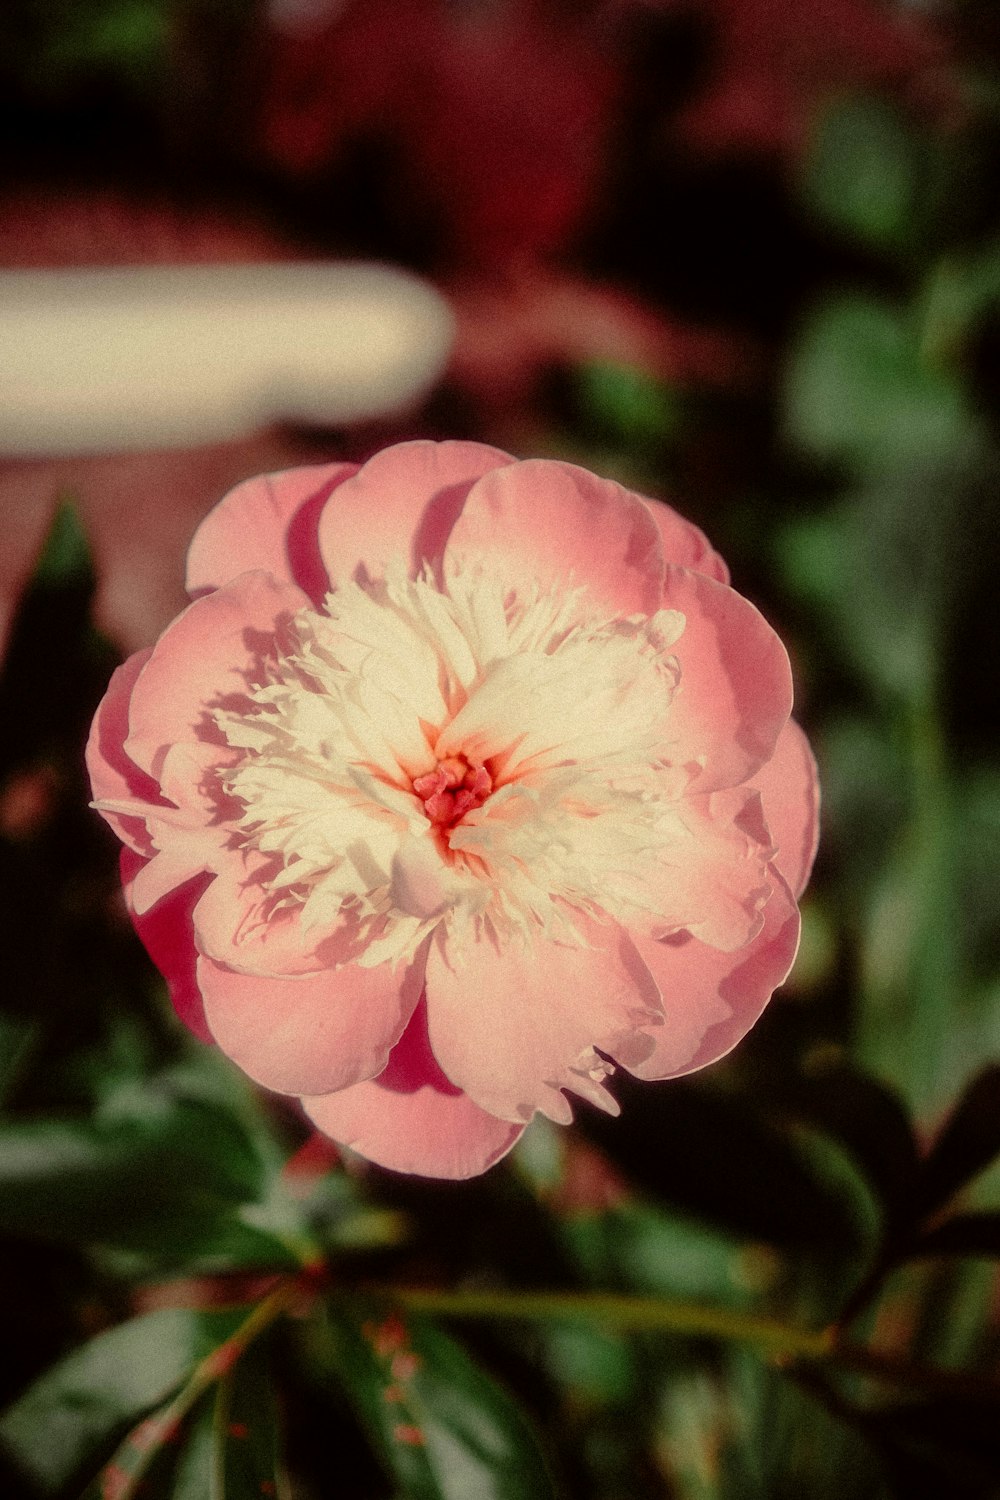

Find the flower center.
xmin=213 ymin=556 xmax=688 ymax=965
xmin=412 ymin=755 xmax=493 ymax=830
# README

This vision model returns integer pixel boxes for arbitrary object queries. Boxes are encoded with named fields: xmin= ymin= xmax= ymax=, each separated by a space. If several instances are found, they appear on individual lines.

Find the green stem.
xmin=95 ymin=1279 xmax=302 ymax=1499
xmin=382 ymin=1286 xmax=1000 ymax=1401
xmin=386 ymin=1286 xmax=833 ymax=1359
xmin=201 ymin=1277 xmax=303 ymax=1370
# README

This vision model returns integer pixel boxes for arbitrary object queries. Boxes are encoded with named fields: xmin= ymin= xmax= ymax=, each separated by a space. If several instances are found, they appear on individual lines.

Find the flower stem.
xmin=157 ymin=1276 xmax=303 ymax=1420
xmin=94 ymin=1279 xmax=304 ymax=1499
xmin=385 ymin=1285 xmax=834 ymax=1358
xmin=381 ymin=1285 xmax=1000 ymax=1400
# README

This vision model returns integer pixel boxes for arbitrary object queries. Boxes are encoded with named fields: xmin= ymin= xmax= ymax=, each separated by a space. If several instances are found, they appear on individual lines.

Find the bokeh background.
xmin=2 ymin=2 xmax=1000 ymax=1497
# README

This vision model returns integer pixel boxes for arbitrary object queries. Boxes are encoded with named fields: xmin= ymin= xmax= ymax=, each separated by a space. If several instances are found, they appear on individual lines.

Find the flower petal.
xmin=424 ymin=915 xmax=662 ymax=1125
xmin=303 ymin=1002 xmax=524 ymax=1178
xmin=90 ymin=663 xmax=233 ymax=913
xmin=127 ymin=833 xmax=224 ymax=916
xmin=317 ymin=439 xmax=514 ymax=587
xmin=648 ymin=786 xmax=776 ymax=953
xmin=748 ymin=717 xmax=820 ymax=899
xmin=641 ymin=497 xmax=730 ymax=583
xmin=190 ymin=852 xmax=365 ymax=976
xmin=445 ymin=458 xmax=664 ymax=616
xmin=121 ymin=850 xmax=213 ymax=1042
xmin=86 ymin=649 xmax=157 ymax=855
xmin=88 ymin=642 xmax=259 ymax=926
xmin=124 ymin=570 xmax=310 ymax=784
xmin=186 ymin=462 xmax=357 ymax=603
xmin=628 ymin=870 xmax=800 ymax=1080
xmin=196 ymin=948 xmax=425 ymax=1096
xmin=662 ymin=566 xmax=793 ymax=793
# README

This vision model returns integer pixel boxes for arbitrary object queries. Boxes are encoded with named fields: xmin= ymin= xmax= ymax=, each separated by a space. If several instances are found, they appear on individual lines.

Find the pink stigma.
xmin=413 ymin=755 xmax=493 ymax=829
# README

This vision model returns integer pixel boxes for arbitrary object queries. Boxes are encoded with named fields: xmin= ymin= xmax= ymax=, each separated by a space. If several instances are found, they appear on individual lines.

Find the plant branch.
xmin=379 ymin=1285 xmax=1000 ymax=1402
xmin=383 ymin=1285 xmax=834 ymax=1357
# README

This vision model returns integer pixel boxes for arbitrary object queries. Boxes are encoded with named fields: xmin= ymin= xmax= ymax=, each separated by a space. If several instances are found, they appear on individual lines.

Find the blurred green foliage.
xmin=0 ymin=0 xmax=170 ymax=96
xmin=803 ymin=95 xmax=922 ymax=257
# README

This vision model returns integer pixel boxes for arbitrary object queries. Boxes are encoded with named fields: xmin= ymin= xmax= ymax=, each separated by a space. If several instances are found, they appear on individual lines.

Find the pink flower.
xmin=87 ymin=441 xmax=818 ymax=1179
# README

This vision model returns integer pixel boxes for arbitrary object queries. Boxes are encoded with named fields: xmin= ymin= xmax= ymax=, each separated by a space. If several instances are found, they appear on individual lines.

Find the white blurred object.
xmin=0 ymin=263 xmax=454 ymax=455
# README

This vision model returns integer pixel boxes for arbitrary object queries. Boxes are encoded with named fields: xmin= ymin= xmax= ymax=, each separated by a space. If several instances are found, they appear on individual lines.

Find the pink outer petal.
xmin=748 ymin=717 xmax=819 ymax=900
xmin=89 ymin=655 xmax=231 ymax=911
xmin=424 ymin=915 xmax=662 ymax=1126
xmin=155 ymin=739 xmax=241 ymax=831
xmin=317 ymin=439 xmax=515 ymax=587
xmin=86 ymin=649 xmax=158 ymax=855
xmin=195 ymin=947 xmax=425 ymax=1097
xmin=640 ymin=497 xmax=730 ymax=583
xmin=126 ymin=832 xmax=224 ymax=916
xmin=650 ymin=786 xmax=775 ymax=953
xmin=185 ymin=462 xmax=358 ymax=604
xmin=190 ymin=852 xmax=365 ymax=977
xmin=662 ymin=566 xmax=793 ymax=794
xmin=445 ymin=459 xmax=664 ymax=616
xmin=302 ymin=1002 xmax=524 ymax=1179
xmin=124 ymin=570 xmax=310 ymax=784
xmin=628 ymin=869 xmax=800 ymax=1081
xmin=121 ymin=849 xmax=213 ymax=1043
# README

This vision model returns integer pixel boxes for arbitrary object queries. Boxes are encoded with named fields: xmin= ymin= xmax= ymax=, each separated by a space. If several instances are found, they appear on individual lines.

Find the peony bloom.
xmin=87 ymin=442 xmax=818 ymax=1179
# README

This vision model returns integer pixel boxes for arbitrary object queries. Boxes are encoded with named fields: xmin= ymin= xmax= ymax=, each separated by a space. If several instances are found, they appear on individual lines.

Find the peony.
xmin=87 ymin=441 xmax=818 ymax=1179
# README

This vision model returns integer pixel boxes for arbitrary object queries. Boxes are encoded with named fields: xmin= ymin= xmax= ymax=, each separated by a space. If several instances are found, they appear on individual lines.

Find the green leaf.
xmin=540 ymin=1322 xmax=634 ymax=1406
xmin=158 ymin=1394 xmax=217 ymax=1500
xmin=0 ymin=497 xmax=112 ymax=779
xmin=916 ymin=1065 xmax=1000 ymax=1220
xmin=0 ymin=1306 xmax=245 ymax=1493
xmin=910 ymin=1212 xmax=1000 ymax=1262
xmin=214 ymin=1344 xmax=290 ymax=1500
xmin=576 ymin=362 xmax=682 ymax=448
xmin=79 ymin=1390 xmax=216 ymax=1500
xmin=79 ymin=1284 xmax=297 ymax=1499
xmin=30 ymin=0 xmax=171 ymax=92
xmin=0 ymin=1063 xmax=299 ymax=1272
xmin=294 ymin=1160 xmax=409 ymax=1255
xmin=67 ymin=0 xmax=169 ymax=75
xmin=84 ymin=1346 xmax=290 ymax=1500
xmin=920 ymin=241 xmax=1000 ymax=365
xmin=561 ymin=1201 xmax=762 ymax=1310
xmin=732 ymin=1355 xmax=886 ymax=1499
xmin=31 ymin=498 xmax=94 ymax=588
xmin=811 ymin=714 xmax=909 ymax=870
xmin=656 ymin=1362 xmax=739 ymax=1500
xmin=576 ymin=1075 xmax=867 ymax=1254
xmin=776 ymin=480 xmax=943 ymax=704
xmin=803 ymin=94 xmax=920 ymax=255
xmin=323 ymin=1302 xmax=557 ymax=1500
xmin=784 ymin=295 xmax=966 ymax=474
xmin=785 ymin=1053 xmax=920 ymax=1228
xmin=0 ymin=1013 xmax=40 ymax=1108
xmin=955 ymin=769 xmax=1000 ymax=986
